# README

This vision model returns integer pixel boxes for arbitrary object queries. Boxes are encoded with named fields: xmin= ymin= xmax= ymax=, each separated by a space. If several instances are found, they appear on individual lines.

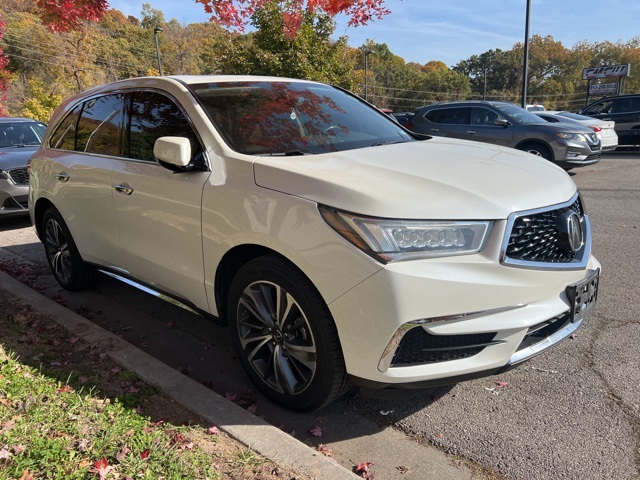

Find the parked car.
xmin=410 ymin=100 xmax=601 ymax=170
xmin=579 ymin=94 xmax=640 ymax=149
xmin=391 ymin=112 xmax=414 ymax=128
xmin=535 ymin=111 xmax=618 ymax=152
xmin=0 ymin=117 xmax=47 ymax=218
xmin=526 ymin=103 xmax=546 ymax=111
xmin=29 ymin=76 xmax=600 ymax=411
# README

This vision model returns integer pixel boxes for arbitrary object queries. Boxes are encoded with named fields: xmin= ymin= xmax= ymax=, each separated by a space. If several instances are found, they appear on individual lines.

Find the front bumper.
xmin=0 ymin=180 xmax=29 ymax=217
xmin=552 ymin=139 xmax=601 ymax=166
xmin=327 ymin=223 xmax=601 ymax=389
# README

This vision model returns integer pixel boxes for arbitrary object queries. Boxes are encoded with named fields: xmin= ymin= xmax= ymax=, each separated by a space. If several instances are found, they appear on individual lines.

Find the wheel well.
xmin=32 ymin=198 xmax=55 ymax=239
xmin=515 ymin=140 xmax=553 ymax=160
xmin=215 ymin=245 xmax=283 ymax=325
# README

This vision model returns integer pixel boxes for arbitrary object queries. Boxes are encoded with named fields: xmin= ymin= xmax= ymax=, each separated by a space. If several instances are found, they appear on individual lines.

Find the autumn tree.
xmin=232 ymin=1 xmax=355 ymax=88
xmin=0 ymin=15 xmax=9 ymax=116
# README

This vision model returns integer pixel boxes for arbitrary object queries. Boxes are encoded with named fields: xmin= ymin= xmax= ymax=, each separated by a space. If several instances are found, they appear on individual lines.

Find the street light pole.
xmin=364 ymin=50 xmax=374 ymax=102
xmin=154 ymin=26 xmax=163 ymax=76
xmin=483 ymin=66 xmax=488 ymax=101
xmin=521 ymin=0 xmax=531 ymax=108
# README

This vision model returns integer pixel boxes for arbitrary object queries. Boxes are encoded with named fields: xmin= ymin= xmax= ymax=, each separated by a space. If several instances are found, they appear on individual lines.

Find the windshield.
xmin=494 ymin=104 xmax=548 ymax=125
xmin=0 ymin=121 xmax=46 ymax=148
xmin=190 ymin=81 xmax=413 ymax=155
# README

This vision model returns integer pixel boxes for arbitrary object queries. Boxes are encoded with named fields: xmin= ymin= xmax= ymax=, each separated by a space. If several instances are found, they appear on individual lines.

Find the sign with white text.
xmin=589 ymin=83 xmax=618 ymax=95
xmin=582 ymin=64 xmax=631 ymax=80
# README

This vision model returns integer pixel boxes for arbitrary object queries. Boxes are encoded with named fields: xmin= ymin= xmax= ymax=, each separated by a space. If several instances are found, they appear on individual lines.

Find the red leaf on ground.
xmin=68 ymin=337 xmax=80 ymax=344
xmin=309 ymin=426 xmax=323 ymax=437
xmin=355 ymin=461 xmax=375 ymax=479
xmin=140 ymin=449 xmax=150 ymax=459
xmin=495 ymin=380 xmax=509 ymax=388
xmin=206 ymin=426 xmax=219 ymax=435
xmin=116 ymin=446 xmax=130 ymax=461
xmin=224 ymin=392 xmax=237 ymax=401
xmin=57 ymin=385 xmax=73 ymax=393
xmin=93 ymin=458 xmax=113 ymax=480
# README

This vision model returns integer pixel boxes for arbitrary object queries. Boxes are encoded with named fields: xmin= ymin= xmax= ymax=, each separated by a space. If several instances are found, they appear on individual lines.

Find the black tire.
xmin=227 ymin=255 xmax=350 ymax=411
xmin=517 ymin=141 xmax=552 ymax=161
xmin=42 ymin=207 xmax=97 ymax=291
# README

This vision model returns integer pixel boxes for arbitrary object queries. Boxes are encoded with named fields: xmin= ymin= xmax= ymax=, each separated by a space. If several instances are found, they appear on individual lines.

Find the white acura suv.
xmin=28 ymin=76 xmax=600 ymax=411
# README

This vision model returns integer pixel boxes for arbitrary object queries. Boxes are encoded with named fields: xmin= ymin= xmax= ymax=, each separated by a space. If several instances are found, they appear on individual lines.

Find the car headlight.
xmin=319 ymin=205 xmax=492 ymax=263
xmin=555 ymin=132 xmax=587 ymax=141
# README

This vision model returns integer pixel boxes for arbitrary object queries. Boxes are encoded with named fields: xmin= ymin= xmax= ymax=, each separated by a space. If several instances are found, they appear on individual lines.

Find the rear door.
xmin=111 ymin=90 xmax=211 ymax=309
xmin=43 ymin=94 xmax=125 ymax=268
xmin=421 ymin=106 xmax=470 ymax=139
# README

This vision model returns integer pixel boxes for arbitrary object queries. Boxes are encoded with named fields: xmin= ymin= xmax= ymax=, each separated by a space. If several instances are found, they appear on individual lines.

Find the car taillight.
xmin=591 ymin=126 xmax=602 ymax=133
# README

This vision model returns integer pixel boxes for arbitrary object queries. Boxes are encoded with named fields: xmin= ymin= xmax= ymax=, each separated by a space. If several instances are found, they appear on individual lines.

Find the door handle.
xmin=114 ymin=183 xmax=134 ymax=195
xmin=430 ymin=128 xmax=440 ymax=132
xmin=55 ymin=172 xmax=69 ymax=182
xmin=467 ymin=130 xmax=477 ymax=134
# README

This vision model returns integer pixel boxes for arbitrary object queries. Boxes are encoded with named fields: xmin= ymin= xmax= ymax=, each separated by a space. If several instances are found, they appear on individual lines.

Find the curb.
xmin=0 ymin=270 xmax=359 ymax=479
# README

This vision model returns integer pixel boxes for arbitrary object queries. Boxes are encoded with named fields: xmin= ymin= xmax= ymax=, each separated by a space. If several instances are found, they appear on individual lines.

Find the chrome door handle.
xmin=430 ymin=128 xmax=440 ymax=132
xmin=467 ymin=130 xmax=477 ymax=134
xmin=55 ymin=172 xmax=69 ymax=182
xmin=114 ymin=183 xmax=134 ymax=195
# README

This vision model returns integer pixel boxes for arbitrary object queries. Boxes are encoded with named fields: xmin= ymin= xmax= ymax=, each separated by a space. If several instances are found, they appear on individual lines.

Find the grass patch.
xmin=0 ymin=287 xmax=309 ymax=480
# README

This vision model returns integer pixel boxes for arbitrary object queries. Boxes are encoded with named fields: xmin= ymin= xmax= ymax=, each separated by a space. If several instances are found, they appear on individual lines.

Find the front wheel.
xmin=42 ymin=207 xmax=97 ymax=291
xmin=517 ymin=141 xmax=552 ymax=161
xmin=227 ymin=255 xmax=349 ymax=411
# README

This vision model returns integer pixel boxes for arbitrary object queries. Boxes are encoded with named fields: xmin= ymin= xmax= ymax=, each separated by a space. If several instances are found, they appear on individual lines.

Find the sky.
xmin=107 ymin=0 xmax=640 ymax=67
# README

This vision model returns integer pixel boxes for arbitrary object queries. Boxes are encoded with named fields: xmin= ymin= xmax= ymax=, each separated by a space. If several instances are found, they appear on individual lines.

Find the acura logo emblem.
xmin=567 ymin=213 xmax=583 ymax=252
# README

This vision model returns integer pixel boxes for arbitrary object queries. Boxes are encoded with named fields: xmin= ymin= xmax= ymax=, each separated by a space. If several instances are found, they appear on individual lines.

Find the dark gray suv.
xmin=411 ymin=101 xmax=601 ymax=169
xmin=579 ymin=94 xmax=640 ymax=149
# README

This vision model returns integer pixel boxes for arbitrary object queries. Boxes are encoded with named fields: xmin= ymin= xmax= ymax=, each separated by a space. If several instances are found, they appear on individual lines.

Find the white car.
xmin=28 ymin=76 xmax=600 ymax=411
xmin=536 ymin=111 xmax=618 ymax=152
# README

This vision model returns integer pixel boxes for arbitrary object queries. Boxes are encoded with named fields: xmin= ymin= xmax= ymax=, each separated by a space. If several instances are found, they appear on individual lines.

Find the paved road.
xmin=1 ymin=152 xmax=638 ymax=480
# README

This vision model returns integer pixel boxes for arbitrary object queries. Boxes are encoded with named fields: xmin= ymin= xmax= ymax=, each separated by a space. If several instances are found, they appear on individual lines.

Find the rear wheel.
xmin=42 ymin=207 xmax=97 ymax=291
xmin=518 ymin=142 xmax=552 ymax=161
xmin=227 ymin=255 xmax=349 ymax=411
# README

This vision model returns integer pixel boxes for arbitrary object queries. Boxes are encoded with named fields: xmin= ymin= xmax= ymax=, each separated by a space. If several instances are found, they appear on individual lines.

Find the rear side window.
xmin=126 ymin=91 xmax=200 ymax=162
xmin=76 ymin=94 xmax=124 ymax=155
xmin=425 ymin=107 xmax=470 ymax=125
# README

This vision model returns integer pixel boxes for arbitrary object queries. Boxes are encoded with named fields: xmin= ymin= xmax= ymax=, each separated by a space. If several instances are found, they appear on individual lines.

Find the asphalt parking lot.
xmin=1 ymin=151 xmax=639 ymax=480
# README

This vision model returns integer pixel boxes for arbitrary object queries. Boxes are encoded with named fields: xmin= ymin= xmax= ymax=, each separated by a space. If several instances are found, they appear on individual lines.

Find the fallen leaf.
xmin=116 ymin=446 xmax=130 ymax=461
xmin=68 ymin=337 xmax=80 ymax=344
xmin=18 ymin=469 xmax=34 ymax=480
xmin=0 ymin=447 xmax=13 ymax=460
xmin=246 ymin=404 xmax=258 ymax=414
xmin=94 ymin=458 xmax=113 ymax=480
xmin=355 ymin=461 xmax=375 ymax=479
xmin=224 ymin=392 xmax=237 ymax=401
xmin=494 ymin=380 xmax=508 ymax=388
xmin=206 ymin=426 xmax=219 ymax=435
xmin=128 ymin=386 xmax=140 ymax=393
xmin=140 ymin=449 xmax=150 ymax=459
xmin=309 ymin=426 xmax=323 ymax=437
xmin=57 ymin=385 xmax=73 ymax=393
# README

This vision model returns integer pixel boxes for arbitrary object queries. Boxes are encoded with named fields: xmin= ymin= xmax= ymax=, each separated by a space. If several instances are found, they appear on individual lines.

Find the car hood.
xmin=515 ymin=122 xmax=595 ymax=134
xmin=253 ymin=137 xmax=577 ymax=219
xmin=0 ymin=146 xmax=39 ymax=170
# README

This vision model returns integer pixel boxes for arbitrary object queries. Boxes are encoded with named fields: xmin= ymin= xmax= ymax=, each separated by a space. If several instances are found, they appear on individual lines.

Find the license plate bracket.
xmin=566 ymin=269 xmax=599 ymax=322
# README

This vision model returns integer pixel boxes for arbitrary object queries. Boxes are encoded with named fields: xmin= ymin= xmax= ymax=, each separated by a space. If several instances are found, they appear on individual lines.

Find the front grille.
xmin=391 ymin=327 xmax=497 ymax=367
xmin=514 ymin=311 xmax=572 ymax=353
xmin=6 ymin=167 xmax=29 ymax=185
xmin=504 ymin=196 xmax=584 ymax=264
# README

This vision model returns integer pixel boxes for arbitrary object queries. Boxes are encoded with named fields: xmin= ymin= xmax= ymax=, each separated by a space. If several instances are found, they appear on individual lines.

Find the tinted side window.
xmin=127 ymin=91 xmax=200 ymax=162
xmin=584 ymin=100 xmax=613 ymax=115
xmin=471 ymin=107 xmax=500 ymax=126
xmin=76 ymin=94 xmax=124 ymax=155
xmin=612 ymin=97 xmax=640 ymax=114
xmin=49 ymin=104 xmax=83 ymax=150
xmin=425 ymin=107 xmax=469 ymax=125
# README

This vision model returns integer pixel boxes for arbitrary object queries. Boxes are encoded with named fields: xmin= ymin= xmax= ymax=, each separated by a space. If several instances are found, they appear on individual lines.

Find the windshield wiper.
xmin=262 ymin=149 xmax=315 ymax=156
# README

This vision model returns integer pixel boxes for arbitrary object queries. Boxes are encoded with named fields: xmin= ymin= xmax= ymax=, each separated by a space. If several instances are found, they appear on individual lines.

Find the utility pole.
xmin=154 ymin=26 xmax=163 ymax=76
xmin=364 ymin=50 xmax=374 ymax=102
xmin=521 ymin=0 xmax=531 ymax=108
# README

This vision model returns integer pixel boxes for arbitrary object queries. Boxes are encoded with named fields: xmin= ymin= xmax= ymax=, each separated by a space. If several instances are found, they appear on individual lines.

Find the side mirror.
xmin=154 ymin=137 xmax=192 ymax=169
xmin=493 ymin=118 xmax=509 ymax=127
